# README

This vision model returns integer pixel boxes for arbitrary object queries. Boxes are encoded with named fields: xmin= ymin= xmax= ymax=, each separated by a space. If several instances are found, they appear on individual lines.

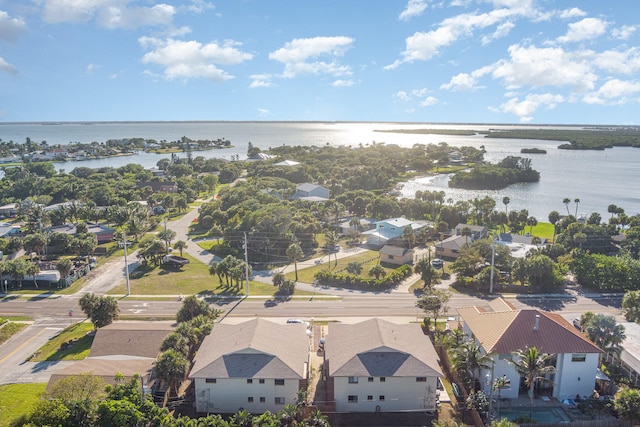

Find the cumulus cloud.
xmin=421 ymin=96 xmax=438 ymax=106
xmin=0 ymin=10 xmax=27 ymax=42
xmin=441 ymin=65 xmax=493 ymax=91
xmin=557 ymin=17 xmax=608 ymax=43
xmin=481 ymin=21 xmax=514 ymax=45
xmin=558 ymin=8 xmax=587 ymax=19
xmin=394 ymin=90 xmax=411 ymax=101
xmin=612 ymin=25 xmax=638 ymax=40
xmin=139 ymin=37 xmax=253 ymax=81
xmin=399 ymin=0 xmax=428 ymax=21
xmin=583 ymin=79 xmax=640 ymax=105
xmin=496 ymin=92 xmax=565 ymax=122
xmin=0 ymin=57 xmax=17 ymax=74
xmin=42 ymin=0 xmax=175 ymax=29
xmin=492 ymin=44 xmax=598 ymax=91
xmin=269 ymin=36 xmax=354 ymax=78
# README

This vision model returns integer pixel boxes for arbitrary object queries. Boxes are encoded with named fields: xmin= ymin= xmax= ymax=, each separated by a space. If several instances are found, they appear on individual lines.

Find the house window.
xmin=379 ymin=395 xmax=385 ymax=401
xmin=572 ymin=354 xmax=587 ymax=362
xmin=275 ymin=397 xmax=285 ymax=405
xmin=367 ymin=395 xmax=373 ymax=401
xmin=368 ymin=377 xmax=374 ymax=382
xmin=416 ymin=377 xmax=427 ymax=382
xmin=348 ymin=376 xmax=359 ymax=384
xmin=205 ymin=378 xmax=216 ymax=383
xmin=248 ymin=397 xmax=253 ymax=403
xmin=260 ymin=397 xmax=265 ymax=403
xmin=380 ymin=377 xmax=386 ymax=382
xmin=348 ymin=395 xmax=358 ymax=403
xmin=259 ymin=379 xmax=265 ymax=384
xmin=275 ymin=379 xmax=285 ymax=386
xmin=247 ymin=379 xmax=253 ymax=384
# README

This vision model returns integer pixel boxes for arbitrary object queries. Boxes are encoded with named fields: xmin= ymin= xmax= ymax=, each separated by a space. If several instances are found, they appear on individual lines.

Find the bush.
xmin=314 ymin=264 xmax=412 ymax=291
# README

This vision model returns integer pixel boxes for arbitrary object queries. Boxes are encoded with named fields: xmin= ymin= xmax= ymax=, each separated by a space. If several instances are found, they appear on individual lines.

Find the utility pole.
xmin=123 ymin=230 xmax=130 ymax=296
xmin=244 ymin=232 xmax=249 ymax=297
xmin=489 ymin=237 xmax=496 ymax=294
xmin=164 ymin=217 xmax=169 ymax=253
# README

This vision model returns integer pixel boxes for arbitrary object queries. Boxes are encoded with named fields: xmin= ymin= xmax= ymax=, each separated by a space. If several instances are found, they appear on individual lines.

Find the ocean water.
xmin=0 ymin=121 xmax=638 ymax=220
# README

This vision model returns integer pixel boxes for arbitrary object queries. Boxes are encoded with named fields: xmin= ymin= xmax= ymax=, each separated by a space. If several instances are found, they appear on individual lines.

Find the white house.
xmin=294 ymin=183 xmax=330 ymax=201
xmin=457 ymin=298 xmax=602 ymax=402
xmin=325 ymin=318 xmax=442 ymax=412
xmin=379 ymin=245 xmax=414 ymax=265
xmin=362 ymin=217 xmax=426 ymax=247
xmin=190 ymin=319 xmax=309 ymax=414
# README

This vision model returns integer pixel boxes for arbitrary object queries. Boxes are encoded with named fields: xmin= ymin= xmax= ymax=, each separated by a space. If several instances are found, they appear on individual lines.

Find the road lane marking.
xmin=0 ymin=327 xmax=46 ymax=365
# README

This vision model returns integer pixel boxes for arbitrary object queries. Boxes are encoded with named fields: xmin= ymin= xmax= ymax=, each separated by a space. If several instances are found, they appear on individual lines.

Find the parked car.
xmin=287 ymin=318 xmax=311 ymax=328
xmin=431 ymin=258 xmax=444 ymax=269
xmin=573 ymin=318 xmax=582 ymax=331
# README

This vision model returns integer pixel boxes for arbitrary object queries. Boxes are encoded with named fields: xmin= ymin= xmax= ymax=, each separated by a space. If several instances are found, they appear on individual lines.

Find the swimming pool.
xmin=498 ymin=407 xmax=571 ymax=423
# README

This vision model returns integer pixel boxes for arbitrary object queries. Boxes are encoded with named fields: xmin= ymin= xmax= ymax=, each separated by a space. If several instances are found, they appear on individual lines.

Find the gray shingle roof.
xmin=88 ymin=322 xmax=175 ymax=358
xmin=325 ymin=319 xmax=442 ymax=378
xmin=190 ymin=319 xmax=309 ymax=379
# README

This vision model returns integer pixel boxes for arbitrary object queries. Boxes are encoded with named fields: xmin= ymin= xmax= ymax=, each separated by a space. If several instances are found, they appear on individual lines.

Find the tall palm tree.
xmin=509 ymin=346 xmax=556 ymax=417
xmin=286 ymin=242 xmax=304 ymax=281
xmin=502 ymin=196 xmax=510 ymax=216
xmin=563 ymin=198 xmax=571 ymax=216
xmin=574 ymin=198 xmax=581 ymax=218
xmin=26 ymin=263 xmax=40 ymax=289
xmin=173 ymin=240 xmax=188 ymax=257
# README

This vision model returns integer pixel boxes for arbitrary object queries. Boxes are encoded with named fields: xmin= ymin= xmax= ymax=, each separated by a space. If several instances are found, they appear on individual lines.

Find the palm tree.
xmin=563 ymin=198 xmax=571 ymax=216
xmin=548 ymin=210 xmax=560 ymax=242
xmin=155 ymin=349 xmax=189 ymax=395
xmin=174 ymin=240 xmax=187 ymax=257
xmin=26 ymin=262 xmax=40 ymax=289
xmin=414 ymin=257 xmax=436 ymax=289
xmin=368 ymin=263 xmax=386 ymax=280
xmin=502 ymin=196 xmax=510 ymax=216
xmin=574 ymin=198 xmax=580 ymax=218
xmin=461 ymin=226 xmax=472 ymax=244
xmin=509 ymin=347 xmax=556 ymax=417
xmin=324 ymin=230 xmax=340 ymax=267
xmin=608 ymin=204 xmax=618 ymax=220
xmin=526 ymin=216 xmax=537 ymax=235
xmin=402 ymin=225 xmax=415 ymax=249
xmin=286 ymin=242 xmax=304 ymax=281
xmin=452 ymin=340 xmax=493 ymax=391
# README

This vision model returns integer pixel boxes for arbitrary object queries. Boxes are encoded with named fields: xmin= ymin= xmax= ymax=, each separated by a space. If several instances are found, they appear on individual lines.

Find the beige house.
xmin=435 ymin=235 xmax=468 ymax=259
xmin=190 ymin=319 xmax=309 ymax=414
xmin=324 ymin=319 xmax=442 ymax=412
xmin=379 ymin=245 xmax=414 ymax=265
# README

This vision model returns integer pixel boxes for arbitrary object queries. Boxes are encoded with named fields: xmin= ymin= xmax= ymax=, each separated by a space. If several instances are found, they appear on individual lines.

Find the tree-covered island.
xmin=448 ymin=156 xmax=540 ymax=190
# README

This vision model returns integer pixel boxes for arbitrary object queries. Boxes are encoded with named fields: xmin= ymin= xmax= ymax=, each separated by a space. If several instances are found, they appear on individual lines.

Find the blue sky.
xmin=1 ymin=0 xmax=639 ymax=124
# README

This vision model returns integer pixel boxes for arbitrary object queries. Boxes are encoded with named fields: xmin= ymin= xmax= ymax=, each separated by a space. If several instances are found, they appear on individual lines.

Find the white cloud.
xmin=421 ymin=96 xmax=438 ymax=106
xmin=0 ymin=57 xmax=17 ymax=74
xmin=583 ymin=79 xmax=640 ymax=105
xmin=558 ymin=8 xmax=587 ymax=19
xmin=612 ymin=25 xmax=638 ymax=40
xmin=139 ymin=37 xmax=253 ymax=81
xmin=332 ymin=79 xmax=355 ymax=87
xmin=492 ymin=44 xmax=597 ymax=91
xmin=592 ymin=47 xmax=640 ymax=75
xmin=257 ymin=108 xmax=271 ymax=117
xmin=183 ymin=0 xmax=215 ymax=14
xmin=86 ymin=63 xmax=101 ymax=74
xmin=394 ymin=90 xmax=411 ymax=101
xmin=557 ymin=17 xmax=608 ymax=43
xmin=269 ymin=36 xmax=354 ymax=78
xmin=481 ymin=21 xmax=514 ymax=45
xmin=387 ymin=4 xmax=534 ymax=68
xmin=497 ymin=92 xmax=565 ymax=122
xmin=0 ymin=10 xmax=27 ymax=42
xmin=249 ymin=74 xmax=274 ymax=88
xmin=399 ymin=0 xmax=428 ymax=21
xmin=42 ymin=0 xmax=175 ymax=29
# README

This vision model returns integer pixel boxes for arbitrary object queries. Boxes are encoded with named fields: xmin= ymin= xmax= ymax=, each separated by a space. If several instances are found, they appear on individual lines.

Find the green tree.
xmin=548 ymin=210 xmax=560 ymax=242
xmin=155 ymin=349 xmax=189 ymax=395
xmin=27 ymin=398 xmax=71 ymax=427
xmin=563 ymin=198 xmax=571 ymax=216
xmin=414 ymin=257 xmax=437 ymax=289
xmin=452 ymin=340 xmax=492 ymax=390
xmin=502 ymin=196 xmax=510 ymax=216
xmin=78 ymin=293 xmax=120 ymax=330
xmin=286 ymin=242 xmax=304 ymax=281
xmin=416 ymin=289 xmax=451 ymax=331
xmin=176 ymin=294 xmax=220 ymax=323
xmin=614 ymin=387 xmax=640 ymax=421
xmin=368 ymin=263 xmax=386 ymax=280
xmin=583 ymin=313 xmax=626 ymax=355
xmin=56 ymin=258 xmax=73 ymax=280
xmin=173 ymin=240 xmax=187 ymax=257
xmin=623 ymin=290 xmax=640 ymax=322
xmin=346 ymin=261 xmax=363 ymax=275
xmin=509 ymin=347 xmax=556 ymax=418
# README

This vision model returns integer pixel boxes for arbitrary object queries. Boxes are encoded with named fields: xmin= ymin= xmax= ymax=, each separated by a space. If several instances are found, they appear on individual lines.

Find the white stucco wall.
xmin=333 ymin=375 xmax=439 ymax=412
xmin=194 ymin=377 xmax=300 ymax=414
xmin=481 ymin=356 xmax=519 ymax=400
xmin=554 ymin=352 xmax=599 ymax=400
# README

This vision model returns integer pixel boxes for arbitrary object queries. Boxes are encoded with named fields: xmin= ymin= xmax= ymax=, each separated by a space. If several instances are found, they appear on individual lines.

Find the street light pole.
xmin=489 ymin=237 xmax=496 ymax=294
xmin=164 ymin=217 xmax=169 ymax=253
xmin=244 ymin=232 xmax=249 ymax=297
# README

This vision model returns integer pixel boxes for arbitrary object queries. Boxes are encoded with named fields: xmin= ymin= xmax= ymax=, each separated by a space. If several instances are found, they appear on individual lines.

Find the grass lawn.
xmin=0 ymin=322 xmax=28 ymax=346
xmin=284 ymin=250 xmax=386 ymax=283
xmin=0 ymin=383 xmax=47 ymax=426
xmin=30 ymin=321 xmax=94 ymax=362
xmin=107 ymin=253 xmax=316 ymax=297
xmin=530 ymin=221 xmax=555 ymax=241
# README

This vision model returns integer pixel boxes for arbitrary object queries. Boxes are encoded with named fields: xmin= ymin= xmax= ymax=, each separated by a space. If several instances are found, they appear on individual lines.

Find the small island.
xmin=448 ymin=156 xmax=540 ymax=190
xmin=521 ymin=148 xmax=547 ymax=154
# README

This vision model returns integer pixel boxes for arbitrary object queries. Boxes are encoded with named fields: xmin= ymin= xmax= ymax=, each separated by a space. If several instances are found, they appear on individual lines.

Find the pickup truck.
xmin=163 ymin=254 xmax=190 ymax=268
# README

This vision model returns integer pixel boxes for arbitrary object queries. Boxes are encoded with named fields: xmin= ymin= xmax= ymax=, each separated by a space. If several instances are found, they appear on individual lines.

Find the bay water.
xmin=0 ymin=121 xmax=638 ymax=221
